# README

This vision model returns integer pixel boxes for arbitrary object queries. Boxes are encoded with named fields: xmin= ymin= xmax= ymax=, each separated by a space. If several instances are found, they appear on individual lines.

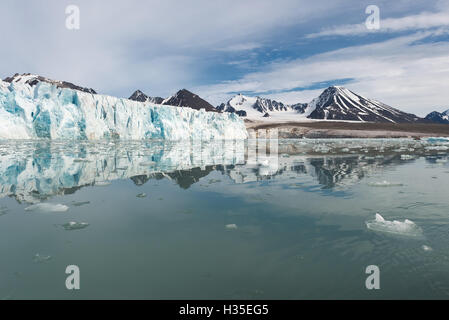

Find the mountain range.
xmin=216 ymin=86 xmax=423 ymax=123
xmin=3 ymin=73 xmax=448 ymax=124
xmin=129 ymin=88 xmax=217 ymax=112
xmin=132 ymin=84 xmax=446 ymax=124
xmin=424 ymin=110 xmax=449 ymax=124
xmin=4 ymin=73 xmax=97 ymax=94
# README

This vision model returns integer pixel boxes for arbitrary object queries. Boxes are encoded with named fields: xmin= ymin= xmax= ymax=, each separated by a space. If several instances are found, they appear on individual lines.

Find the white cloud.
xmin=307 ymin=10 xmax=449 ymax=38
xmin=215 ymin=43 xmax=262 ymax=52
xmin=0 ymin=0 xmax=346 ymax=96
xmin=197 ymin=30 xmax=449 ymax=116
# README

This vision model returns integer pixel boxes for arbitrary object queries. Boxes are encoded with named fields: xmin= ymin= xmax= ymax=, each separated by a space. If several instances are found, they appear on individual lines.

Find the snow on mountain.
xmin=307 ymin=86 xmax=420 ymax=123
xmin=0 ymin=76 xmax=247 ymax=140
xmin=217 ymin=94 xmax=304 ymax=121
xmin=129 ymin=89 xmax=164 ymax=104
xmin=3 ymin=73 xmax=97 ymax=94
xmin=425 ymin=109 xmax=449 ymax=124
xmin=218 ymin=86 xmax=422 ymax=123
xmin=162 ymin=89 xmax=218 ymax=112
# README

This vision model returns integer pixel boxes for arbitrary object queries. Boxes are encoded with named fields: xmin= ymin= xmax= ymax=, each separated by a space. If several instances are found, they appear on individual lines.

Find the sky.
xmin=1 ymin=0 xmax=449 ymax=116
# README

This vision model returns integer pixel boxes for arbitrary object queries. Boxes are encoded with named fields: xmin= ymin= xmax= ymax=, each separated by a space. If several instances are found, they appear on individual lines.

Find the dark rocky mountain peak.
xmin=162 ymin=89 xmax=218 ymax=112
xmin=3 ymin=73 xmax=97 ymax=94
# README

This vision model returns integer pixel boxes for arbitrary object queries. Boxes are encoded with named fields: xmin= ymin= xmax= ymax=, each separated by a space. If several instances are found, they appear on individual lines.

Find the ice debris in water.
xmin=366 ymin=213 xmax=423 ymax=237
xmin=225 ymin=224 xmax=238 ymax=230
xmin=61 ymin=221 xmax=89 ymax=231
xmin=367 ymin=181 xmax=403 ymax=187
xmin=95 ymin=181 xmax=111 ymax=186
xmin=33 ymin=253 xmax=52 ymax=263
xmin=25 ymin=203 xmax=69 ymax=213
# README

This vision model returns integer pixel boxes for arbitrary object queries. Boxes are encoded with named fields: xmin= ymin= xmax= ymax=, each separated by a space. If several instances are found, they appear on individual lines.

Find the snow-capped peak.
xmin=307 ymin=86 xmax=419 ymax=123
xmin=217 ymin=86 xmax=422 ymax=123
xmin=217 ymin=94 xmax=301 ymax=120
xmin=129 ymin=89 xmax=164 ymax=104
xmin=3 ymin=73 xmax=97 ymax=94
xmin=425 ymin=109 xmax=449 ymax=124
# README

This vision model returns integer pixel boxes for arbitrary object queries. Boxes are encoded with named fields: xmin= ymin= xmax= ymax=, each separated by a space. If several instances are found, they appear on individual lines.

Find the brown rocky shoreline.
xmin=246 ymin=121 xmax=449 ymax=139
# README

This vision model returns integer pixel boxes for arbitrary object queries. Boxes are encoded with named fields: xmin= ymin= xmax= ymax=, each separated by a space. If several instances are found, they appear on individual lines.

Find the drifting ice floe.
xmin=366 ymin=213 xmax=423 ymax=238
xmin=25 ymin=203 xmax=69 ymax=213
xmin=367 ymin=181 xmax=403 ymax=187
xmin=61 ymin=221 xmax=89 ymax=231
xmin=33 ymin=253 xmax=52 ymax=263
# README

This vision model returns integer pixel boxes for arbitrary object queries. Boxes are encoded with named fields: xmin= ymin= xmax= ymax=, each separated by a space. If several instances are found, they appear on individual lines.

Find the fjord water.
xmin=1 ymin=138 xmax=449 ymax=299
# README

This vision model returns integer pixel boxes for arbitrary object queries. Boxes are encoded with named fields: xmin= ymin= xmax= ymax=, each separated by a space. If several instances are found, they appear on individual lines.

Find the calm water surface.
xmin=1 ymin=138 xmax=449 ymax=299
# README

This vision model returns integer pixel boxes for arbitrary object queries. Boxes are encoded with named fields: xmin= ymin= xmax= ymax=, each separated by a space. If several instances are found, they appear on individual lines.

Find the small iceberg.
xmin=25 ymin=203 xmax=69 ymax=213
xmin=95 ymin=181 xmax=111 ymax=186
xmin=368 ymin=181 xmax=403 ymax=187
xmin=33 ymin=253 xmax=52 ymax=263
xmin=225 ymin=224 xmax=238 ymax=230
xmin=61 ymin=221 xmax=89 ymax=231
xmin=366 ymin=213 xmax=423 ymax=238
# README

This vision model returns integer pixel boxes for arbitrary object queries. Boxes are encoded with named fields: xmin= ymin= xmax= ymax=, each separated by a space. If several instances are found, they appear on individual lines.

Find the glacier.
xmin=0 ymin=78 xmax=248 ymax=140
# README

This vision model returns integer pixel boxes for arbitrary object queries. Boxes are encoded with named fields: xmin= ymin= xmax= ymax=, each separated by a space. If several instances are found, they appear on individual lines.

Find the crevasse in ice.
xmin=0 ymin=80 xmax=248 ymax=140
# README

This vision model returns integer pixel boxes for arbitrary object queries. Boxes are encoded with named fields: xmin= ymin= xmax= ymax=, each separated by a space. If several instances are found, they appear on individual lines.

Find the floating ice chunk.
xmin=61 ymin=221 xmax=89 ymax=231
xmin=25 ymin=203 xmax=69 ymax=213
xmin=375 ymin=213 xmax=384 ymax=222
xmin=368 ymin=181 xmax=403 ymax=187
xmin=425 ymin=146 xmax=449 ymax=151
xmin=225 ymin=224 xmax=238 ymax=230
xmin=33 ymin=253 xmax=52 ymax=263
xmin=366 ymin=213 xmax=423 ymax=238
xmin=95 ymin=181 xmax=111 ymax=186
xmin=426 ymin=137 xmax=449 ymax=143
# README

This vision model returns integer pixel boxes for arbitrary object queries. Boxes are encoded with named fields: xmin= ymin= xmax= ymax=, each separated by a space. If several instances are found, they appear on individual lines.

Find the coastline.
xmin=246 ymin=120 xmax=449 ymax=139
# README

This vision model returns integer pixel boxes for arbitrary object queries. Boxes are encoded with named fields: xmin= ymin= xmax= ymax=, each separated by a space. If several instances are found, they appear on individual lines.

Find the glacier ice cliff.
xmin=0 ymin=78 xmax=248 ymax=140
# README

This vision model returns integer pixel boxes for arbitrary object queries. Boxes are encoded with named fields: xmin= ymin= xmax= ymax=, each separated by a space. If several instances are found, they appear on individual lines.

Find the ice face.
xmin=0 ymin=80 xmax=248 ymax=140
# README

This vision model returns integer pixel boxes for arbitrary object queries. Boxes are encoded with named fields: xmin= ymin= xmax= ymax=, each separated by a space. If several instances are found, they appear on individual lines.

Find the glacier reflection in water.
xmin=1 ymin=138 xmax=449 ymax=299
xmin=1 ymin=138 xmax=448 ymax=203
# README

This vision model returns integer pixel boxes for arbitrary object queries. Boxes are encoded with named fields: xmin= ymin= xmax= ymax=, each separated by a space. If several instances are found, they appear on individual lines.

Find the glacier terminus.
xmin=0 ymin=76 xmax=248 ymax=140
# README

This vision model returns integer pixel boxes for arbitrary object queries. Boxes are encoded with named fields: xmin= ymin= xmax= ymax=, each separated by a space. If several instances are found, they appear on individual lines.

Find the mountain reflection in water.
xmin=1 ymin=138 xmax=448 ymax=203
